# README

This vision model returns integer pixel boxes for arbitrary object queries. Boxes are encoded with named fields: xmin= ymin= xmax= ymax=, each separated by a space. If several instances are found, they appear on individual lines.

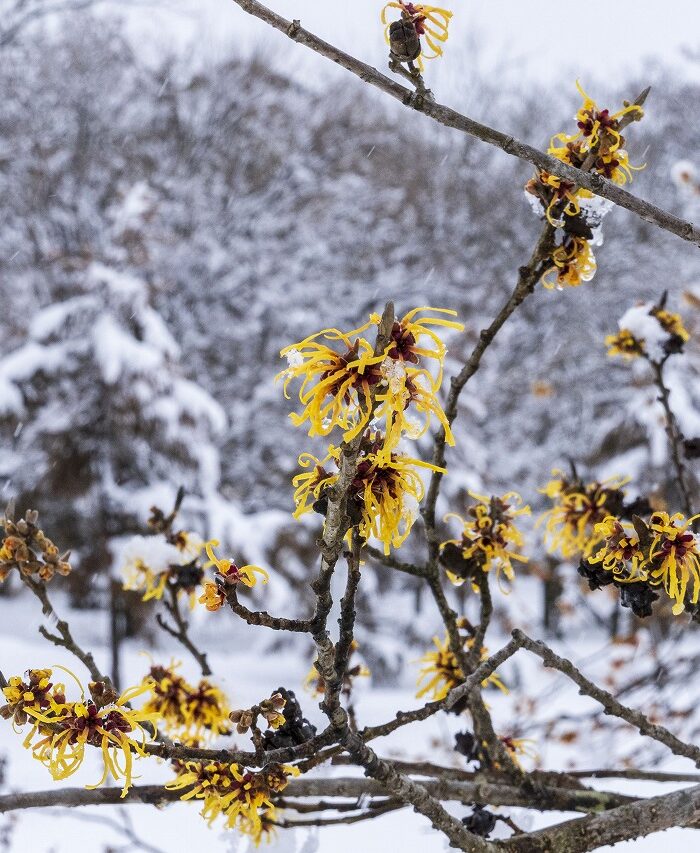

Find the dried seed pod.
xmin=388 ymin=18 xmax=421 ymax=63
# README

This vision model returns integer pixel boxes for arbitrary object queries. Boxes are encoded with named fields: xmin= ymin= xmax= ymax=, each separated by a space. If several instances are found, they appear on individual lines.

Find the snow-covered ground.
xmin=1 ymin=588 xmax=699 ymax=852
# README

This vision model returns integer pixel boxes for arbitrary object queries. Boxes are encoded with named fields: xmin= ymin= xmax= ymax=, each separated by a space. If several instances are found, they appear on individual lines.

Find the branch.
xmin=364 ymin=543 xmax=426 ymax=578
xmin=22 ymin=575 xmax=107 ymax=684
xmin=514 ymin=630 xmax=700 ymax=767
xmin=228 ymin=0 xmax=700 ymax=248
xmin=500 ymin=783 xmax=700 ymax=853
xmin=651 ymin=359 xmax=696 ymax=518
xmin=342 ymin=731 xmax=497 ymax=852
xmin=156 ymin=585 xmax=212 ymax=676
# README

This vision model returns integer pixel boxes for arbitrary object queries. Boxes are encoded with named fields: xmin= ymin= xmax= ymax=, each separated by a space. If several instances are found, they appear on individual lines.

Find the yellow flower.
xmin=537 ymin=470 xmax=629 ymax=559
xmin=142 ymin=664 xmax=231 ymax=741
xmin=653 ymin=307 xmax=690 ymax=342
xmin=549 ymin=82 xmax=644 ymax=185
xmin=442 ymin=492 xmax=530 ymax=587
xmin=642 ymin=511 xmax=700 ymax=615
xmin=0 ymin=668 xmax=67 ymax=726
xmin=279 ymin=307 xmax=462 ymax=446
xmin=166 ymin=759 xmax=299 ymax=840
xmin=588 ymin=516 xmax=643 ymax=576
xmin=198 ymin=580 xmax=226 ymax=612
xmin=606 ymin=328 xmax=645 ymax=359
xmin=204 ymin=541 xmax=269 ymax=589
xmin=278 ymin=326 xmax=384 ymax=442
xmin=381 ymin=3 xmax=453 ymax=69
xmin=542 ymin=237 xmax=597 ymax=289
xmin=292 ymin=431 xmax=444 ymax=554
xmin=606 ymin=304 xmax=689 ymax=360
xmin=416 ymin=631 xmax=507 ymax=701
xmin=500 ymin=735 xmax=538 ymax=768
xmin=17 ymin=678 xmax=157 ymax=797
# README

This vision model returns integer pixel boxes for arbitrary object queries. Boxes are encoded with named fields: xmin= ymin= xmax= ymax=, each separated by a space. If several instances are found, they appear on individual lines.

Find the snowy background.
xmin=2 ymin=0 xmax=700 ymax=850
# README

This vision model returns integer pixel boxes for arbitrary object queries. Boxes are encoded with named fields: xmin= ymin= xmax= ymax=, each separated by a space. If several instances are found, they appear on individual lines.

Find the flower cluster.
xmin=537 ymin=469 xmax=628 ymax=559
xmin=121 ymin=533 xmax=204 ymax=604
xmin=526 ymin=83 xmax=644 ymax=290
xmin=583 ymin=511 xmax=700 ymax=616
xmin=282 ymin=308 xmax=463 ymax=553
xmin=198 ymin=540 xmax=269 ymax=612
xmin=0 ymin=509 xmax=71 ymax=584
xmin=606 ymin=300 xmax=689 ymax=362
xmin=441 ymin=491 xmax=530 ymax=588
xmin=293 ymin=430 xmax=441 ymax=554
xmin=381 ymin=3 xmax=452 ymax=70
xmin=141 ymin=663 xmax=231 ymax=742
xmin=2 ymin=670 xmax=156 ymax=797
xmin=165 ymin=759 xmax=299 ymax=843
xmin=416 ymin=625 xmax=507 ymax=704
xmin=121 ymin=497 xmax=270 ymax=615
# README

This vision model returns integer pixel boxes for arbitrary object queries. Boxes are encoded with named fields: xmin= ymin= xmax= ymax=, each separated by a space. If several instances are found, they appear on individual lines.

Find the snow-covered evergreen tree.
xmin=0 ymin=261 xmax=226 ymax=603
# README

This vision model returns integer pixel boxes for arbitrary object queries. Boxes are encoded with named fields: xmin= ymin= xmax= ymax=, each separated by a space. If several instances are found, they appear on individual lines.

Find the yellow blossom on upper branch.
xmin=416 ymin=628 xmax=507 ymax=702
xmin=381 ymin=3 xmax=452 ymax=70
xmin=441 ymin=491 xmax=530 ymax=588
xmin=526 ymin=83 xmax=645 ymax=291
xmin=292 ymin=430 xmax=443 ymax=554
xmin=537 ymin=469 xmax=629 ymax=559
xmin=165 ymin=758 xmax=299 ymax=843
xmin=4 ymin=671 xmax=157 ymax=797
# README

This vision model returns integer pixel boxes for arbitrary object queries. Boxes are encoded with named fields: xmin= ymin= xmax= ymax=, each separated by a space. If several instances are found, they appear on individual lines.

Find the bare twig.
xmin=156 ymin=585 xmax=212 ymax=676
xmin=651 ymin=359 xmax=696 ymax=518
xmin=22 ymin=576 xmax=107 ymax=684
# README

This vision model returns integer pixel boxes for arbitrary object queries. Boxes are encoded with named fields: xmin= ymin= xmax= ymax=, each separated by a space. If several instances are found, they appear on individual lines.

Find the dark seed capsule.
xmin=389 ymin=18 xmax=421 ymax=63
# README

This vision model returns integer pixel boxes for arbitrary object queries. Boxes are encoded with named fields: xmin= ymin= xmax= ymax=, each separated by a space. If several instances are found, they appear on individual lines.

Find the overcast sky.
xmin=131 ymin=0 xmax=700 ymax=92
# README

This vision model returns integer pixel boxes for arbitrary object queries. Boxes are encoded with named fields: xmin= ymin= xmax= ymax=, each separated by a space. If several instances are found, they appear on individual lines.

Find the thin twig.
xmin=156 ymin=585 xmax=212 ymax=676
xmin=651 ymin=359 xmax=695 ymax=518
xmin=22 ymin=576 xmax=107 ymax=684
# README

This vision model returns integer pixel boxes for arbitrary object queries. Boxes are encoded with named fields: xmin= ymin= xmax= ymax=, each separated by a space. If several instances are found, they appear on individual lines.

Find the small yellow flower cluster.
xmin=282 ymin=308 xmax=463 ymax=553
xmin=121 ymin=530 xmax=205 ymax=604
xmin=121 ymin=523 xmax=269 ymax=614
xmin=198 ymin=540 xmax=269 ymax=612
xmin=141 ymin=663 xmax=231 ymax=742
xmin=589 ymin=511 xmax=700 ymax=616
xmin=381 ymin=2 xmax=452 ymax=70
xmin=441 ymin=491 xmax=530 ymax=588
xmin=416 ymin=628 xmax=507 ymax=702
xmin=0 ymin=509 xmax=71 ymax=584
xmin=606 ymin=301 xmax=690 ymax=361
xmin=1 ymin=670 xmax=156 ymax=797
xmin=165 ymin=759 xmax=299 ymax=844
xmin=537 ymin=469 xmax=628 ymax=559
xmin=526 ymin=83 xmax=644 ymax=290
